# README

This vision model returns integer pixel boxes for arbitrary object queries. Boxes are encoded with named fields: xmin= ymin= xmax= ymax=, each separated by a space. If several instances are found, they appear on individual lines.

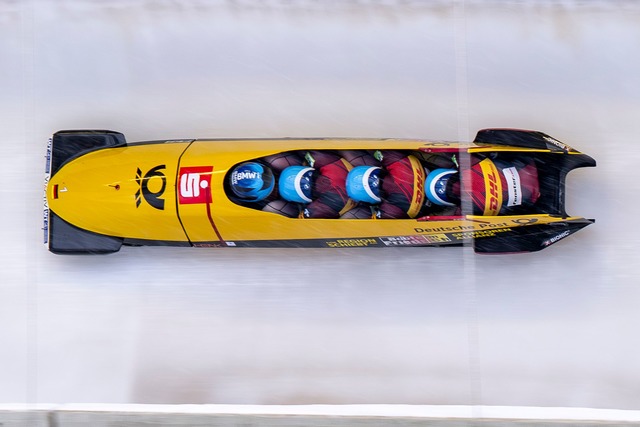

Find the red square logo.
xmin=178 ymin=166 xmax=213 ymax=204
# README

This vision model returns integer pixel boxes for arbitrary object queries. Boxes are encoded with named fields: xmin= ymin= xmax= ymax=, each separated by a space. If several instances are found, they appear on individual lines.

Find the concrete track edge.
xmin=3 ymin=404 xmax=640 ymax=427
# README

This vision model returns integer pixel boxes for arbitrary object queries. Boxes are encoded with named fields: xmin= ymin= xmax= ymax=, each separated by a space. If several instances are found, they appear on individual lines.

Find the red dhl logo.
xmin=479 ymin=159 xmax=502 ymax=216
xmin=487 ymin=170 xmax=499 ymax=211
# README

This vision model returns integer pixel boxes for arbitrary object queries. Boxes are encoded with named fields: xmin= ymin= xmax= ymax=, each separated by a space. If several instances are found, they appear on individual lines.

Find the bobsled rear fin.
xmin=473 ymin=219 xmax=594 ymax=254
xmin=48 ymin=211 xmax=123 ymax=255
xmin=50 ymin=130 xmax=126 ymax=176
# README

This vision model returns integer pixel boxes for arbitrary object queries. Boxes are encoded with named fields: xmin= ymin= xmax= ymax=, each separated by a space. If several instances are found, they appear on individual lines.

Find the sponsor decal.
xmin=407 ymin=155 xmax=426 ymax=218
xmin=43 ymin=137 xmax=52 ymax=244
xmin=512 ymin=218 xmax=538 ymax=225
xmin=135 ymin=165 xmax=167 ymax=210
xmin=422 ymin=234 xmax=452 ymax=243
xmin=192 ymin=242 xmax=224 ymax=248
xmin=479 ymin=221 xmax=509 ymax=229
xmin=45 ymin=137 xmax=52 ymax=174
xmin=543 ymin=136 xmax=569 ymax=151
xmin=479 ymin=159 xmax=503 ymax=216
xmin=380 ymin=235 xmax=432 ymax=246
xmin=450 ymin=228 xmax=513 ymax=240
xmin=326 ymin=238 xmax=378 ymax=248
xmin=415 ymin=222 xmax=510 ymax=233
xmin=43 ymin=175 xmax=49 ymax=244
xmin=502 ymin=166 xmax=522 ymax=207
xmin=231 ymin=169 xmax=260 ymax=185
xmin=415 ymin=225 xmax=475 ymax=233
xmin=422 ymin=142 xmax=451 ymax=147
xmin=179 ymin=166 xmax=213 ymax=204
xmin=543 ymin=230 xmax=571 ymax=246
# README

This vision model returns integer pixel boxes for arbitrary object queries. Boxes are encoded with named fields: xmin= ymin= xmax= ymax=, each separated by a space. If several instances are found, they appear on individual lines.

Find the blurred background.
xmin=2 ymin=0 xmax=640 ymax=409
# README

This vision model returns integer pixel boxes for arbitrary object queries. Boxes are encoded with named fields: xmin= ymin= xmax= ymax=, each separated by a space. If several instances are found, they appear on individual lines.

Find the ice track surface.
xmin=2 ymin=0 xmax=640 ymax=409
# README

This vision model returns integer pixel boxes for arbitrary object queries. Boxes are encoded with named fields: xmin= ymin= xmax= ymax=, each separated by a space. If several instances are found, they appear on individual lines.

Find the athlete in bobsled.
xmin=343 ymin=150 xmax=427 ymax=219
xmin=424 ymin=156 xmax=540 ymax=215
xmin=228 ymin=161 xmax=276 ymax=204
xmin=228 ymin=153 xmax=306 ymax=216
xmin=344 ymin=153 xmax=540 ymax=217
xmin=274 ymin=151 xmax=357 ymax=218
xmin=230 ymin=150 xmax=377 ymax=218
xmin=230 ymin=151 xmax=540 ymax=219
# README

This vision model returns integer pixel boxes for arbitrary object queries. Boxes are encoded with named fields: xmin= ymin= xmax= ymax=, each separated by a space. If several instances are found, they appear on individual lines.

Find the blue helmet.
xmin=425 ymin=168 xmax=457 ymax=206
xmin=346 ymin=166 xmax=382 ymax=204
xmin=229 ymin=162 xmax=275 ymax=202
xmin=279 ymin=166 xmax=314 ymax=203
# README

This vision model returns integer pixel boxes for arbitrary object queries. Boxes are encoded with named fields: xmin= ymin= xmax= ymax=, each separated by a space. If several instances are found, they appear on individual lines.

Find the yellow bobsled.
xmin=43 ymin=129 xmax=595 ymax=254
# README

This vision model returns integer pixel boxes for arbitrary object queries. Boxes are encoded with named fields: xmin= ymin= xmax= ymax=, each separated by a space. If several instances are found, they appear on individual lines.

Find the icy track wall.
xmin=5 ymin=405 xmax=640 ymax=427
xmin=3 ymin=0 xmax=640 ymax=413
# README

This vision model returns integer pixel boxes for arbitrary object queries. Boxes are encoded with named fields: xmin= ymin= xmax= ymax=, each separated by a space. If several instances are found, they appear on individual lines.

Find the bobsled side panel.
xmin=473 ymin=219 xmax=594 ymax=253
xmin=473 ymin=128 xmax=582 ymax=153
xmin=50 ymin=130 xmax=127 ymax=176
xmin=49 ymin=211 xmax=123 ymax=254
